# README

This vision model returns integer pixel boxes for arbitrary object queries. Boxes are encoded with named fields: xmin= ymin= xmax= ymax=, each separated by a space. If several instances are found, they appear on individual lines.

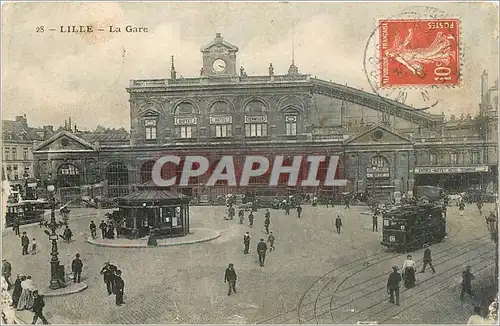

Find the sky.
xmin=1 ymin=1 xmax=499 ymax=130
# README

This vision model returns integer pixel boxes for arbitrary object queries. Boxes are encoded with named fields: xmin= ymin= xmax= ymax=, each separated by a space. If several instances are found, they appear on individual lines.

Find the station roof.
xmin=119 ymin=180 xmax=188 ymax=203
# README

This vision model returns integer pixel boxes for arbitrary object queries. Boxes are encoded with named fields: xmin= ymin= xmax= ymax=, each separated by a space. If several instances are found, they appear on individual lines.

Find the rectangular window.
xmin=245 ymin=123 xmax=267 ymax=137
xmin=23 ymin=148 xmax=29 ymax=160
xmin=285 ymin=116 xmax=297 ymax=136
xmin=144 ymin=120 xmax=157 ymax=140
xmin=12 ymin=148 xmax=17 ymax=160
xmin=176 ymin=126 xmax=193 ymax=139
xmin=472 ymin=152 xmax=480 ymax=164
xmin=4 ymin=148 xmax=9 ymax=161
xmin=450 ymin=153 xmax=459 ymax=165
xmin=215 ymin=125 xmax=232 ymax=138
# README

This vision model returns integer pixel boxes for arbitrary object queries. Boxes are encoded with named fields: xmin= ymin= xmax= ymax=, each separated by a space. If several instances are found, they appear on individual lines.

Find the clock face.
xmin=212 ymin=59 xmax=227 ymax=72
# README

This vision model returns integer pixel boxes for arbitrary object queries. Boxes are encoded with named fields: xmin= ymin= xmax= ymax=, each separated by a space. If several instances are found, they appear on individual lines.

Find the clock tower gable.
xmin=201 ymin=33 xmax=238 ymax=77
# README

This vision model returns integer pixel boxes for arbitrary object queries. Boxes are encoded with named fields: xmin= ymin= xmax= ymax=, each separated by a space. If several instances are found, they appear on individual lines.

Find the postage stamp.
xmin=379 ymin=19 xmax=460 ymax=88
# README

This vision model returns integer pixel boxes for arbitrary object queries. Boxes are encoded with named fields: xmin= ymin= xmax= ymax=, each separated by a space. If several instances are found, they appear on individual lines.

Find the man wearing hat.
xmin=386 ymin=266 xmax=402 ymax=306
xmin=113 ymin=270 xmax=125 ymax=306
xmin=100 ymin=262 xmax=117 ymax=295
xmin=257 ymin=239 xmax=268 ymax=267
xmin=420 ymin=244 xmax=435 ymax=273
xmin=224 ymin=263 xmax=237 ymax=296
xmin=460 ymin=265 xmax=475 ymax=300
xmin=31 ymin=290 xmax=48 ymax=324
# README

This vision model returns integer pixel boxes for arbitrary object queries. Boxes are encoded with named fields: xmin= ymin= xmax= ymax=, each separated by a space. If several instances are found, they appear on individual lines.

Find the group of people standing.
xmin=97 ymin=220 xmax=116 ymax=239
xmin=100 ymin=262 xmax=125 ymax=306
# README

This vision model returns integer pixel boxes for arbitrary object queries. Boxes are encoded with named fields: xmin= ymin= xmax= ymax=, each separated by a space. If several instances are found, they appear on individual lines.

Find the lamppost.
xmin=485 ymin=209 xmax=498 ymax=278
xmin=43 ymin=178 xmax=65 ymax=290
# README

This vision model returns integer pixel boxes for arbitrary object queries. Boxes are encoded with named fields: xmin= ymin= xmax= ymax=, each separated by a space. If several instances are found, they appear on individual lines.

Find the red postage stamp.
xmin=379 ymin=19 xmax=460 ymax=87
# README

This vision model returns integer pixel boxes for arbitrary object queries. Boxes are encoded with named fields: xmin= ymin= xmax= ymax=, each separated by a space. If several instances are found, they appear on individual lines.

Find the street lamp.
xmin=43 ymin=179 xmax=65 ymax=290
xmin=371 ymin=165 xmax=377 ymax=192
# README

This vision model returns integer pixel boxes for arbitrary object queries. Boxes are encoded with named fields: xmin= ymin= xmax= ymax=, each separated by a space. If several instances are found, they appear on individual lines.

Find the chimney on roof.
xmin=68 ymin=117 xmax=72 ymax=132
xmin=74 ymin=125 xmax=78 ymax=133
xmin=43 ymin=125 xmax=54 ymax=133
xmin=171 ymin=55 xmax=177 ymax=80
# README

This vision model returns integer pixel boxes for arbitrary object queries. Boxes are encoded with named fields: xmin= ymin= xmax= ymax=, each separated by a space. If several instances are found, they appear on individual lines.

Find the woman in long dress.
xmin=11 ymin=274 xmax=22 ymax=308
xmin=17 ymin=275 xmax=34 ymax=310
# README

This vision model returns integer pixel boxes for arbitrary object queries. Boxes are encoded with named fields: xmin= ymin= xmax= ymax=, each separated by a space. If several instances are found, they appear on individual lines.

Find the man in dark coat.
xmin=62 ymin=226 xmax=73 ymax=243
xmin=335 ymin=216 xmax=343 ymax=234
xmin=264 ymin=216 xmax=270 ymax=234
xmin=21 ymin=232 xmax=30 ymax=255
xmin=372 ymin=213 xmax=378 ymax=232
xmin=257 ymin=239 xmax=268 ymax=267
xmin=238 ymin=210 xmax=245 ymax=224
xmin=387 ymin=266 xmax=402 ymax=306
xmin=13 ymin=218 xmax=20 ymax=236
xmin=460 ymin=265 xmax=475 ymax=300
xmin=31 ymin=291 xmax=49 ymax=324
xmin=224 ymin=263 xmax=237 ymax=296
xmin=420 ymin=244 xmax=435 ymax=273
xmin=99 ymin=220 xmax=107 ymax=238
xmin=113 ymin=270 xmax=125 ymax=306
xmin=2 ymin=259 xmax=12 ymax=290
xmin=71 ymin=253 xmax=83 ymax=283
xmin=297 ymin=205 xmax=302 ymax=219
xmin=100 ymin=262 xmax=117 ymax=295
xmin=243 ymin=232 xmax=250 ymax=254
xmin=89 ymin=221 xmax=97 ymax=239
xmin=228 ymin=205 xmax=235 ymax=220
xmin=248 ymin=212 xmax=254 ymax=228
xmin=11 ymin=275 xmax=22 ymax=308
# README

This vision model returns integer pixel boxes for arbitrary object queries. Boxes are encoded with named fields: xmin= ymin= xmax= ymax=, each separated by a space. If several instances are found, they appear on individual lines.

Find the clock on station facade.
xmin=201 ymin=33 xmax=238 ymax=77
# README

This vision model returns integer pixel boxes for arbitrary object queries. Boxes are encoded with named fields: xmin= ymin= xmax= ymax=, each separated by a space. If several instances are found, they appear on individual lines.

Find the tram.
xmin=5 ymin=200 xmax=47 ymax=227
xmin=381 ymin=203 xmax=446 ymax=252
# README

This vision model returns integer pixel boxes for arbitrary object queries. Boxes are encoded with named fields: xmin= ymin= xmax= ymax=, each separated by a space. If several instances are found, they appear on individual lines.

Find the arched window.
xmin=371 ymin=155 xmax=388 ymax=168
xmin=106 ymin=163 xmax=129 ymax=186
xmin=244 ymin=100 xmax=268 ymax=138
xmin=429 ymin=152 xmax=438 ymax=165
xmin=174 ymin=102 xmax=197 ymax=139
xmin=209 ymin=101 xmax=233 ymax=138
xmin=57 ymin=163 xmax=81 ymax=187
xmin=140 ymin=160 xmax=155 ymax=183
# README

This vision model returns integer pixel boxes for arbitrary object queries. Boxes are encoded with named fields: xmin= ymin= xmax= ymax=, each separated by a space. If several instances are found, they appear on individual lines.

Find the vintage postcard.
xmin=1 ymin=1 xmax=499 ymax=324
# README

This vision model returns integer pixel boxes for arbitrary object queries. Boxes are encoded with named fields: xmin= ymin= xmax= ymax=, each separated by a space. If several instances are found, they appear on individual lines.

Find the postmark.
xmin=363 ymin=6 xmax=464 ymax=110
xmin=379 ymin=19 xmax=460 ymax=88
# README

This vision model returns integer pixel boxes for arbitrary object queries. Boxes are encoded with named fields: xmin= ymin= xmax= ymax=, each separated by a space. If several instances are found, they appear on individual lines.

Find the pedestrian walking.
xmin=402 ymin=255 xmax=417 ymax=288
xmin=419 ymin=244 xmax=435 ymax=273
xmin=284 ymin=202 xmax=290 ymax=215
xmin=344 ymin=197 xmax=351 ymax=209
xmin=243 ymin=232 xmax=250 ymax=254
xmin=248 ymin=212 xmax=254 ymax=228
xmin=476 ymin=201 xmax=483 ymax=216
xmin=13 ymin=218 xmax=20 ymax=236
xmin=90 ymin=221 xmax=97 ymax=239
xmin=372 ymin=213 xmax=378 ymax=232
xmin=267 ymin=232 xmax=275 ymax=251
xmin=459 ymin=200 xmax=465 ymax=216
xmin=113 ymin=270 xmax=125 ymax=306
xmin=11 ymin=275 xmax=22 ymax=308
xmin=335 ymin=215 xmax=343 ymax=234
xmin=224 ymin=263 xmax=237 ymax=296
xmin=31 ymin=291 xmax=48 ymax=324
xmin=228 ymin=205 xmax=235 ymax=220
xmin=387 ymin=266 xmax=402 ymax=306
xmin=99 ymin=220 xmax=107 ymax=238
xmin=71 ymin=254 xmax=83 ymax=283
xmin=62 ymin=226 xmax=73 ymax=243
xmin=2 ymin=259 xmax=12 ymax=290
xmin=257 ymin=239 xmax=268 ymax=267
xmin=460 ymin=265 xmax=475 ymax=300
xmin=238 ymin=210 xmax=244 ymax=224
xmin=264 ymin=216 xmax=270 ymax=234
xmin=100 ymin=262 xmax=117 ymax=295
xmin=297 ymin=205 xmax=302 ymax=218
xmin=31 ymin=238 xmax=37 ymax=255
xmin=21 ymin=232 xmax=30 ymax=255
xmin=265 ymin=209 xmax=270 ymax=220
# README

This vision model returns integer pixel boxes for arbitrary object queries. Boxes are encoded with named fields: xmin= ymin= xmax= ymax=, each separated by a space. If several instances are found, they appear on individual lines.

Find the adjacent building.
xmin=31 ymin=34 xmax=498 ymax=203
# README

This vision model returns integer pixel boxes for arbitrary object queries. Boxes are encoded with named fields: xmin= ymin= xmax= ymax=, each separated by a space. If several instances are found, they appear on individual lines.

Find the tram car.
xmin=381 ymin=203 xmax=446 ymax=252
xmin=5 ymin=200 xmax=47 ymax=227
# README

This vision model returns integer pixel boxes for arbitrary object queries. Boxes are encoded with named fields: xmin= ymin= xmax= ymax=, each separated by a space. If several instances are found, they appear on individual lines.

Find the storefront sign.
xmin=174 ymin=117 xmax=197 ymax=125
xmin=366 ymin=167 xmax=389 ymax=173
xmin=244 ymin=115 xmax=267 ymax=123
xmin=366 ymin=173 xmax=390 ymax=178
xmin=209 ymin=116 xmax=232 ymax=124
xmin=414 ymin=166 xmax=489 ymax=174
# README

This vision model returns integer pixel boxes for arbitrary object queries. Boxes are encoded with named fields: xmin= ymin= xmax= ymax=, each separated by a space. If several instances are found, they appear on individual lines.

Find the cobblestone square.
xmin=2 ymin=203 xmax=496 ymax=324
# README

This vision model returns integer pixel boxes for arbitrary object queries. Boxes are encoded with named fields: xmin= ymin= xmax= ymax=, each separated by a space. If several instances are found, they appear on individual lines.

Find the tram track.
xmin=254 ymin=220 xmax=469 ymax=324
xmin=330 ymin=251 xmax=496 ymax=324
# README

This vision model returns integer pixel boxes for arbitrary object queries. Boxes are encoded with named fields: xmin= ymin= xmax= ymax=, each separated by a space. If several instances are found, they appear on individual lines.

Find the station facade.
xmin=32 ymin=34 xmax=498 ymax=202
